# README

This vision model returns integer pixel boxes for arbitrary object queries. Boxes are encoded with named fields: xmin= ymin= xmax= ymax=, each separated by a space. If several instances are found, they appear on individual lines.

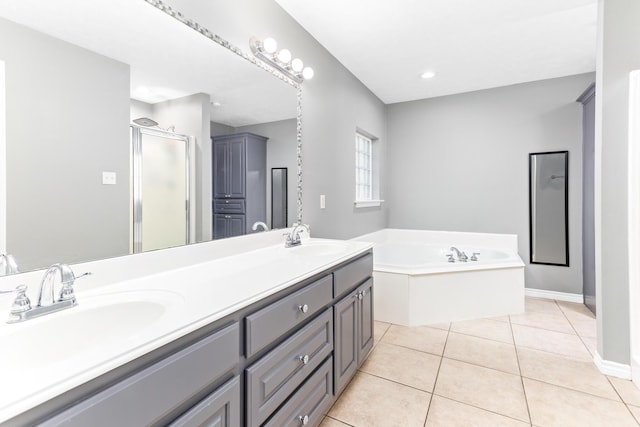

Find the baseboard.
xmin=524 ymin=288 xmax=583 ymax=303
xmin=594 ymin=352 xmax=632 ymax=379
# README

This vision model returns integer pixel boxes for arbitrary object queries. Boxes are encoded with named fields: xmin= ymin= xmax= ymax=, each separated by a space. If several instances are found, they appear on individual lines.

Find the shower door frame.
xmin=130 ymin=125 xmax=191 ymax=254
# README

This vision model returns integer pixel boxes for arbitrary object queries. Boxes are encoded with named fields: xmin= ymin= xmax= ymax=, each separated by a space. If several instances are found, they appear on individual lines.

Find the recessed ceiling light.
xmin=421 ymin=71 xmax=436 ymax=79
xmin=212 ymin=101 xmax=222 ymax=107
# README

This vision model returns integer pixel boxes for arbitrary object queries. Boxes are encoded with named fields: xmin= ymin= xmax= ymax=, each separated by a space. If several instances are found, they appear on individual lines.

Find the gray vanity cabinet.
xmin=169 ymin=376 xmax=240 ymax=427
xmin=39 ymin=323 xmax=240 ymax=427
xmin=332 ymin=253 xmax=374 ymax=397
xmin=212 ymin=133 xmax=267 ymax=239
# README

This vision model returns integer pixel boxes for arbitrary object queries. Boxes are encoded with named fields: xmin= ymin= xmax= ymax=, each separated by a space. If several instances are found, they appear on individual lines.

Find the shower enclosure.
xmin=130 ymin=125 xmax=190 ymax=253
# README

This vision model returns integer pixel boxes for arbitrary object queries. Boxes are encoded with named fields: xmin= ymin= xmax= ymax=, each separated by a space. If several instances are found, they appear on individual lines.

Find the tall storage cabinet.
xmin=212 ymin=133 xmax=267 ymax=239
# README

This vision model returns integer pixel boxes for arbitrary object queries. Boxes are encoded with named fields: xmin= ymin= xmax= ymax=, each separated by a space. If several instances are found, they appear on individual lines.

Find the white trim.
xmin=0 ymin=60 xmax=6 ymax=254
xmin=628 ymin=70 xmax=640 ymax=390
xmin=594 ymin=351 xmax=632 ymax=379
xmin=524 ymin=287 xmax=583 ymax=303
xmin=354 ymin=200 xmax=384 ymax=208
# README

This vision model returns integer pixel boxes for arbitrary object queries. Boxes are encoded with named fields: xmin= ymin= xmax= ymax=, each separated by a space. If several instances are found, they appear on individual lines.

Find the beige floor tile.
xmin=524 ymin=378 xmax=638 ymax=427
xmin=425 ymin=395 xmax=530 ymax=427
xmin=444 ymin=332 xmax=519 ymax=375
xmin=360 ymin=342 xmax=441 ymax=392
xmin=328 ymin=372 xmax=430 ymax=427
xmin=517 ymin=347 xmax=619 ymax=400
xmin=629 ymin=405 xmax=640 ymax=424
xmin=485 ymin=315 xmax=511 ymax=322
xmin=609 ymin=377 xmax=640 ymax=406
xmin=510 ymin=311 xmax=575 ymax=334
xmin=381 ymin=324 xmax=448 ymax=355
xmin=524 ymin=297 xmax=562 ymax=315
xmin=557 ymin=300 xmax=595 ymax=319
xmin=580 ymin=336 xmax=598 ymax=356
xmin=319 ymin=416 xmax=351 ymax=427
xmin=512 ymin=324 xmax=592 ymax=361
xmin=425 ymin=322 xmax=451 ymax=331
xmin=450 ymin=318 xmax=513 ymax=344
xmin=374 ymin=320 xmax=391 ymax=343
xmin=568 ymin=316 xmax=597 ymax=338
xmin=434 ymin=358 xmax=529 ymax=422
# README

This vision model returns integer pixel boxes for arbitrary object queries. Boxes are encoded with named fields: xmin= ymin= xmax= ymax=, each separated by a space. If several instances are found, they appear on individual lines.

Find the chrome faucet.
xmin=284 ymin=223 xmax=310 ymax=248
xmin=0 ymin=254 xmax=19 ymax=275
xmin=449 ymin=246 xmax=468 ymax=262
xmin=251 ymin=221 xmax=269 ymax=232
xmin=5 ymin=263 xmax=90 ymax=323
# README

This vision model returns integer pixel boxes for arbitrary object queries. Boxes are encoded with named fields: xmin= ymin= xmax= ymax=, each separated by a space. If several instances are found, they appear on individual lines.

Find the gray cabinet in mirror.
xmin=529 ymin=151 xmax=569 ymax=266
xmin=0 ymin=0 xmax=299 ymax=273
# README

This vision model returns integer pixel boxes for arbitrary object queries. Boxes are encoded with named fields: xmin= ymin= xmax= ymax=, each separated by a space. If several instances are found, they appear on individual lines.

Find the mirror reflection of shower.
xmin=130 ymin=124 xmax=191 ymax=253
xmin=133 ymin=117 xmax=176 ymax=133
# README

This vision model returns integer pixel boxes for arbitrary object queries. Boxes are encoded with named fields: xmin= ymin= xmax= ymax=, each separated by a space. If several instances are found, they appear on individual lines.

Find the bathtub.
xmin=354 ymin=229 xmax=525 ymax=326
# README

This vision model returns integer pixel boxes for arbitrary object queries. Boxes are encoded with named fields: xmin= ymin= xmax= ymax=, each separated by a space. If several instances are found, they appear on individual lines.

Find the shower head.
xmin=133 ymin=117 xmax=158 ymax=127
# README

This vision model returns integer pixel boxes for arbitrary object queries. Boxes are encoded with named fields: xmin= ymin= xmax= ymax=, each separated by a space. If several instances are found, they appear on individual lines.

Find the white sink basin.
xmin=287 ymin=240 xmax=351 ymax=257
xmin=0 ymin=290 xmax=183 ymax=367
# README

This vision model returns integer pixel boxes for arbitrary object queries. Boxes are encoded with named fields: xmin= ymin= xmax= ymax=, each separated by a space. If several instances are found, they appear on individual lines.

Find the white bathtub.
xmin=354 ymin=229 xmax=525 ymax=326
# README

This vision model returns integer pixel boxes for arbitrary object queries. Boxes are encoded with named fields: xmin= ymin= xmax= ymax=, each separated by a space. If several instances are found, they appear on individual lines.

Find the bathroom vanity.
xmin=0 ymin=236 xmax=373 ymax=427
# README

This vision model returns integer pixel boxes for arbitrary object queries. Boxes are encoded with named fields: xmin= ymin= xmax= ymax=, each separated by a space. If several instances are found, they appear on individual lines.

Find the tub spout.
xmin=450 ymin=246 xmax=468 ymax=262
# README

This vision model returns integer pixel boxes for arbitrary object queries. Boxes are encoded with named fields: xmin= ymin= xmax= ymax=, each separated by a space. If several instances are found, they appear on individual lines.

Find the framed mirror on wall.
xmin=529 ymin=151 xmax=569 ymax=266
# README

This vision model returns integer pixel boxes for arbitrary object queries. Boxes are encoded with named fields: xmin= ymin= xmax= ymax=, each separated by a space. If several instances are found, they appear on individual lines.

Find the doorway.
xmin=130 ymin=125 xmax=191 ymax=253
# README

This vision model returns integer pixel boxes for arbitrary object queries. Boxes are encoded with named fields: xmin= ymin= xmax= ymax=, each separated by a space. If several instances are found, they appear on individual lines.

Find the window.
xmin=354 ymin=130 xmax=383 ymax=208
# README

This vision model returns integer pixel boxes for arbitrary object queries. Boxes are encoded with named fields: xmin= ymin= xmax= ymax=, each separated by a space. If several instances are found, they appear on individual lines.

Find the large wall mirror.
xmin=529 ymin=151 xmax=569 ymax=266
xmin=0 ymin=0 xmax=299 ymax=272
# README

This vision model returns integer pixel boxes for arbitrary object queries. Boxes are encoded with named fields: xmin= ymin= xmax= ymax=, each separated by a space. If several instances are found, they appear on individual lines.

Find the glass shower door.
xmin=131 ymin=126 xmax=190 ymax=253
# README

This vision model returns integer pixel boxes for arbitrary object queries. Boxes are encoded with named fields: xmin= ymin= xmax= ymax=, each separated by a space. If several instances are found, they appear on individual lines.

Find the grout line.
xmin=429 ymin=394 xmax=533 ymax=426
xmin=355 ymin=369 xmax=434 ymax=395
xmin=423 ymin=323 xmax=450 ymax=426
xmin=511 ymin=314 xmax=533 ymax=426
xmin=521 ymin=375 xmax=625 ymax=403
xmin=322 ymin=415 xmax=355 ymax=426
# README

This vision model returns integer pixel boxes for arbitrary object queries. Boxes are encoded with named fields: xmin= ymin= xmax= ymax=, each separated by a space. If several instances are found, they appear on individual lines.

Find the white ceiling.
xmin=0 ymin=0 xmax=297 ymax=127
xmin=274 ymin=0 xmax=598 ymax=104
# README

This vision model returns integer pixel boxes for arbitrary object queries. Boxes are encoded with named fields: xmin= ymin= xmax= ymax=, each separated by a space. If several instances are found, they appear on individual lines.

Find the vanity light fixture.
xmin=250 ymin=36 xmax=314 ymax=83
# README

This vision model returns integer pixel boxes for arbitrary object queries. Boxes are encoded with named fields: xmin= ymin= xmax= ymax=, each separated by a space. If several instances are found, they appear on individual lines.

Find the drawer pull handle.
xmin=299 ymin=354 xmax=310 ymax=365
xmin=361 ymin=289 xmax=367 ymax=297
xmin=358 ymin=291 xmax=363 ymax=300
xmin=299 ymin=415 xmax=309 ymax=425
xmin=298 ymin=304 xmax=309 ymax=313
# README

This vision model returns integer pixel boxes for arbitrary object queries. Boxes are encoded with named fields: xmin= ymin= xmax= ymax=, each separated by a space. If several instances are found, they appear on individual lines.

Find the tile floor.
xmin=320 ymin=297 xmax=640 ymax=427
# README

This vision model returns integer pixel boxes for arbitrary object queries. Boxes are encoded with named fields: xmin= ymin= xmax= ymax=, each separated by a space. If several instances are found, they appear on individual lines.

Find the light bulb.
xmin=420 ymin=71 xmax=436 ymax=79
xmin=277 ymin=49 xmax=292 ymax=64
xmin=291 ymin=58 xmax=304 ymax=73
xmin=263 ymin=37 xmax=277 ymax=54
xmin=302 ymin=67 xmax=314 ymax=80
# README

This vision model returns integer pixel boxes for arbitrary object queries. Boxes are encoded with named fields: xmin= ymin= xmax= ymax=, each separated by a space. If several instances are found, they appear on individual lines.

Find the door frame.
xmin=0 ymin=60 xmax=6 ymax=254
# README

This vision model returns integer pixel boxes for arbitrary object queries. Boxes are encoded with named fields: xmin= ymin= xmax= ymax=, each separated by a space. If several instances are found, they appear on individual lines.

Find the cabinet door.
xmin=168 ymin=376 xmax=240 ymax=427
xmin=213 ymin=214 xmax=228 ymax=240
xmin=228 ymin=214 xmax=245 ymax=237
xmin=228 ymin=138 xmax=245 ymax=198
xmin=213 ymin=141 xmax=229 ymax=198
xmin=357 ymin=279 xmax=374 ymax=366
xmin=333 ymin=291 xmax=358 ymax=396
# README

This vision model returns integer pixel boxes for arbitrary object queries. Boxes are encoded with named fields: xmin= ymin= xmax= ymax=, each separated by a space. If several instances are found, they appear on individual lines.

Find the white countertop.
xmin=0 ymin=237 xmax=373 ymax=423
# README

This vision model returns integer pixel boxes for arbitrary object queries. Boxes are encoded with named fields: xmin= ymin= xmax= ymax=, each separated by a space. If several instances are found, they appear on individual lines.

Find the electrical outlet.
xmin=102 ymin=171 xmax=117 ymax=185
xmin=320 ymin=194 xmax=326 ymax=209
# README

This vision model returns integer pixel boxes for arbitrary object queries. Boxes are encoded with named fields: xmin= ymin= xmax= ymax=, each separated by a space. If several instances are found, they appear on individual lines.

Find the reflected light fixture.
xmin=421 ymin=71 xmax=436 ymax=79
xmin=250 ymin=36 xmax=314 ymax=83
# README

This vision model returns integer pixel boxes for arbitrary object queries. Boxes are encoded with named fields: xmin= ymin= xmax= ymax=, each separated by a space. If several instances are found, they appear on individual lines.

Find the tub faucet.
xmin=285 ymin=223 xmax=310 ymax=248
xmin=0 ymin=254 xmax=19 ymax=275
xmin=6 ymin=263 xmax=91 ymax=323
xmin=252 ymin=221 xmax=269 ymax=232
xmin=450 ymin=246 xmax=468 ymax=262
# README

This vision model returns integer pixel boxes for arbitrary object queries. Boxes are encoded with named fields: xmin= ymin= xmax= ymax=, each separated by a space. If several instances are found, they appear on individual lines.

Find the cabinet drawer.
xmin=333 ymin=253 xmax=373 ymax=298
xmin=169 ymin=376 xmax=240 ymax=427
xmin=263 ymin=357 xmax=333 ymax=427
xmin=214 ymin=199 xmax=245 ymax=214
xmin=41 ymin=323 xmax=240 ymax=427
xmin=245 ymin=275 xmax=333 ymax=358
xmin=246 ymin=309 xmax=333 ymax=426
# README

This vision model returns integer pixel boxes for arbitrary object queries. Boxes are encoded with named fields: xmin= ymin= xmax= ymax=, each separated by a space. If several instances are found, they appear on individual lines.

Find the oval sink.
xmin=288 ymin=241 xmax=350 ymax=257
xmin=0 ymin=290 xmax=182 ymax=367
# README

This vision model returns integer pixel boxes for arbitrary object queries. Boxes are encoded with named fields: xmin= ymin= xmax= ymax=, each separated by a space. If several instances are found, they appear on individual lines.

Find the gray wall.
xmin=595 ymin=0 xmax=640 ymax=365
xmin=1 ymin=17 xmax=130 ymax=271
xmin=386 ymin=73 xmax=595 ymax=294
xmin=166 ymin=0 xmax=389 ymax=239
xmin=236 ymin=119 xmax=298 ymax=228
